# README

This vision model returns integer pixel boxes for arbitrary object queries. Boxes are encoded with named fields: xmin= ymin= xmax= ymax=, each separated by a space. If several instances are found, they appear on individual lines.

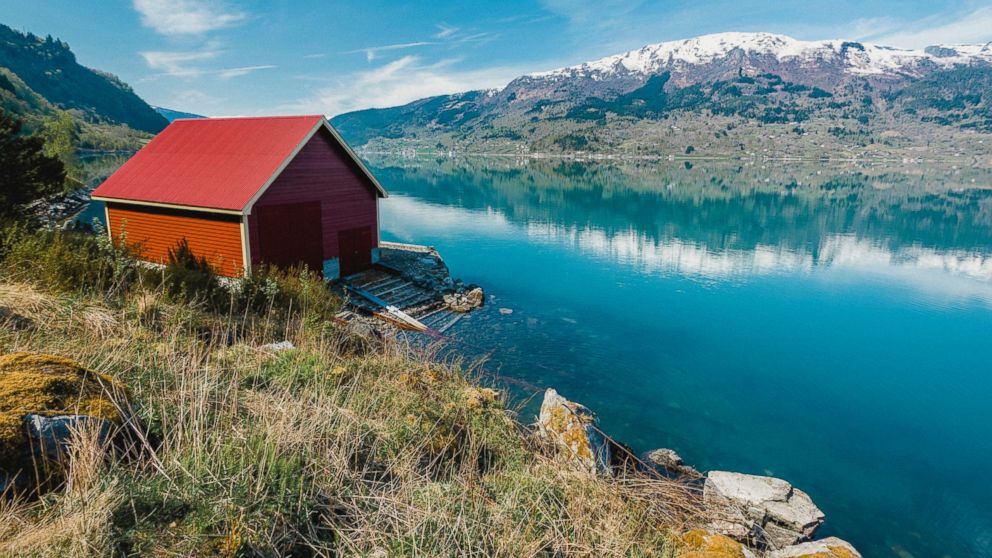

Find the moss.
xmin=0 ymin=352 xmax=124 ymax=466
xmin=678 ymin=529 xmax=747 ymax=558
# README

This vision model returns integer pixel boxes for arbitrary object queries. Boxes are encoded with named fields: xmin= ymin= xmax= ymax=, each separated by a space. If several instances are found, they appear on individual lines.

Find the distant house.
xmin=91 ymin=115 xmax=387 ymax=279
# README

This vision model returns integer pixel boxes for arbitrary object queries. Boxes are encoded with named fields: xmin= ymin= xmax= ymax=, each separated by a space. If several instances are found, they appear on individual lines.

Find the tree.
xmin=41 ymin=110 xmax=77 ymax=163
xmin=0 ymin=110 xmax=66 ymax=223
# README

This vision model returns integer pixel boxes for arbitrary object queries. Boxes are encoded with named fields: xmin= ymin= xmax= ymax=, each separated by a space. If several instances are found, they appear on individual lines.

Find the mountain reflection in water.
xmin=368 ymin=156 xmax=992 ymax=558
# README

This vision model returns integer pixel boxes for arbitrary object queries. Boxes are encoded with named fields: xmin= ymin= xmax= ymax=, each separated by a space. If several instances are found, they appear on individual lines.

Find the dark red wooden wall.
xmin=247 ymin=128 xmax=379 ymax=273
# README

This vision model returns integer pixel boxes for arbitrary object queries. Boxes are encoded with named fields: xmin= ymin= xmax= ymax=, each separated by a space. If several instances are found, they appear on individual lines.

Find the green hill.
xmin=0 ymin=23 xmax=166 ymax=150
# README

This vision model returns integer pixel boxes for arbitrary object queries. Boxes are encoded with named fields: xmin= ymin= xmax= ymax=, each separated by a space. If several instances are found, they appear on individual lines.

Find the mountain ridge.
xmin=0 ymin=22 xmax=166 ymax=150
xmin=332 ymin=31 xmax=992 ymax=161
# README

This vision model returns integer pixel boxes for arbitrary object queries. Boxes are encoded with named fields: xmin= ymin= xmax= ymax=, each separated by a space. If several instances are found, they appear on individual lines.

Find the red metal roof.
xmin=91 ymin=115 xmax=326 ymax=212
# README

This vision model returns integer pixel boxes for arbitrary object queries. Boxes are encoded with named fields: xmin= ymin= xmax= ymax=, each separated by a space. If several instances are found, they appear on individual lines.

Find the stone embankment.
xmin=536 ymin=388 xmax=861 ymax=558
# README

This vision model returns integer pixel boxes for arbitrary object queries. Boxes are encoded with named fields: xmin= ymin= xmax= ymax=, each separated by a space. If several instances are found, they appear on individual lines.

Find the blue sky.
xmin=2 ymin=0 xmax=992 ymax=116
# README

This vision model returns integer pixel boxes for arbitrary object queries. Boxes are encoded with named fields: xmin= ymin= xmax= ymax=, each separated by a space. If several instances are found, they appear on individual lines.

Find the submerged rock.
xmin=769 ymin=537 xmax=861 ymax=558
xmin=704 ymin=471 xmax=825 ymax=549
xmin=646 ymin=447 xmax=702 ymax=478
xmin=536 ymin=388 xmax=611 ymax=475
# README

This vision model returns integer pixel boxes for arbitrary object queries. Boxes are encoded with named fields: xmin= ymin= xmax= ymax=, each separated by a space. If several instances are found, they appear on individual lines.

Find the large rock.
xmin=769 ymin=537 xmax=861 ymax=558
xmin=677 ymin=529 xmax=757 ymax=558
xmin=25 ymin=414 xmax=114 ymax=462
xmin=646 ymin=447 xmax=702 ymax=478
xmin=0 ymin=353 xmax=126 ymax=494
xmin=536 ymin=389 xmax=611 ymax=475
xmin=704 ymin=471 xmax=825 ymax=549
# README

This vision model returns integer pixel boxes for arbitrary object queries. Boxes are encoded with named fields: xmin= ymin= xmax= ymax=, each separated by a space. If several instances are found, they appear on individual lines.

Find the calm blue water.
xmin=368 ymin=157 xmax=992 ymax=558
xmin=81 ymin=156 xmax=992 ymax=557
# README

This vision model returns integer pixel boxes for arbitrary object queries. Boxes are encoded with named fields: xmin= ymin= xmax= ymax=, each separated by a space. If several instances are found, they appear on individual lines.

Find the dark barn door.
xmin=338 ymin=226 xmax=372 ymax=277
xmin=256 ymin=202 xmax=324 ymax=275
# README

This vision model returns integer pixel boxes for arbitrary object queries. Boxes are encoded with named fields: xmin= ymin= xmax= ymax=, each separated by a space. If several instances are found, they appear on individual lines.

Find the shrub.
xmin=161 ymin=239 xmax=223 ymax=305
xmin=0 ymin=224 xmax=138 ymax=294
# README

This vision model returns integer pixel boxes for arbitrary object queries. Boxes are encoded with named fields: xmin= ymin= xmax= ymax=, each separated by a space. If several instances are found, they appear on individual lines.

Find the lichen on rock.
xmin=678 ymin=528 xmax=756 ymax=558
xmin=536 ymin=388 xmax=611 ymax=475
xmin=768 ymin=537 xmax=862 ymax=558
xmin=0 ymin=352 xmax=125 ymax=479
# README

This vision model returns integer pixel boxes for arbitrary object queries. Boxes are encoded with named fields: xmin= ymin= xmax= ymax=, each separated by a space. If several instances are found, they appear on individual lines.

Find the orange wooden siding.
xmin=106 ymin=203 xmax=244 ymax=277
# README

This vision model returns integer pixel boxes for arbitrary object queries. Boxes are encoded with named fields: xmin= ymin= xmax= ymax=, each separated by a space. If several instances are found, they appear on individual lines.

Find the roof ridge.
xmin=172 ymin=114 xmax=325 ymax=122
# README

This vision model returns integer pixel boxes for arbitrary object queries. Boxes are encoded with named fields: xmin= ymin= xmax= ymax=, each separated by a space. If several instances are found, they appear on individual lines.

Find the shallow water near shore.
xmin=79 ymin=154 xmax=992 ymax=557
xmin=369 ymin=157 xmax=992 ymax=558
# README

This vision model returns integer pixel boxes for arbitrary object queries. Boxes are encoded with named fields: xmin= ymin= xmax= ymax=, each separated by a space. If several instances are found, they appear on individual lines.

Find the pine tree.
xmin=0 ymin=110 xmax=66 ymax=223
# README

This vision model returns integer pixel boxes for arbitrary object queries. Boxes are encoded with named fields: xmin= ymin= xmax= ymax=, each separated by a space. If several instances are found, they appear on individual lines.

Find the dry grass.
xmin=0 ymin=272 xmax=703 ymax=557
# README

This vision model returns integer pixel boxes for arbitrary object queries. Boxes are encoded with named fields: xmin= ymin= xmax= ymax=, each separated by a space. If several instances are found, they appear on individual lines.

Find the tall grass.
xmin=0 ymin=228 xmax=701 ymax=556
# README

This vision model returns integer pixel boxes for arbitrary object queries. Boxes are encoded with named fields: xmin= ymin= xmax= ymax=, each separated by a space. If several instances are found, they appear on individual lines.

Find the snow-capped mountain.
xmin=528 ymin=32 xmax=992 ymax=81
xmin=497 ymin=32 xmax=992 ymax=103
xmin=332 ymin=32 xmax=992 ymax=152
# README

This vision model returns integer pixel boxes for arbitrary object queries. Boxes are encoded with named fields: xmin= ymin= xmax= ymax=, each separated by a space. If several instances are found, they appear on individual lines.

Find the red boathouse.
xmin=90 ymin=115 xmax=387 ymax=278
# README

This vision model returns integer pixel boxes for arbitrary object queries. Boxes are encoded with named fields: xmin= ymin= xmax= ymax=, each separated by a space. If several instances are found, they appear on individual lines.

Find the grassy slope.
xmin=0 ymin=229 xmax=697 ymax=557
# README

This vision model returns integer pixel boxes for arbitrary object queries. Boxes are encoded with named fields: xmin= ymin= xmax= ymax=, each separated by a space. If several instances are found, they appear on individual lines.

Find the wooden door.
xmin=256 ymin=202 xmax=324 ymax=275
xmin=338 ymin=226 xmax=373 ymax=277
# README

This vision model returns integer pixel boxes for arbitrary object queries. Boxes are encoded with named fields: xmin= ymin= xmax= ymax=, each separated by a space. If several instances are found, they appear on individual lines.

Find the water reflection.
xmin=368 ymin=156 xmax=992 ymax=301
xmin=365 ymin=156 xmax=992 ymax=558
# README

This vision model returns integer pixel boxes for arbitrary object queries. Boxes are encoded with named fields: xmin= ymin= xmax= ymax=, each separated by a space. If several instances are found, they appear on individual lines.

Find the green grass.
xmin=0 ymin=228 xmax=698 ymax=557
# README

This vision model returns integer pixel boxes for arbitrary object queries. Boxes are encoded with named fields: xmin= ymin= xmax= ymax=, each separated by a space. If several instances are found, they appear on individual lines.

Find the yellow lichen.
xmin=826 ymin=545 xmax=860 ymax=558
xmin=782 ymin=546 xmax=860 ymax=558
xmin=0 ymin=352 xmax=125 ymax=465
xmin=546 ymin=405 xmax=593 ymax=461
xmin=678 ymin=529 xmax=748 ymax=558
xmin=462 ymin=387 xmax=498 ymax=409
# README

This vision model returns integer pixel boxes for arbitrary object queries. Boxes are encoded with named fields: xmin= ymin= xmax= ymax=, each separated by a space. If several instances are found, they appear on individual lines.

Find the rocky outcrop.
xmin=536 ymin=389 xmax=611 ymax=475
xmin=769 ymin=537 xmax=861 ymax=558
xmin=678 ymin=529 xmax=756 ymax=558
xmin=646 ymin=447 xmax=702 ymax=478
xmin=445 ymin=287 xmax=484 ymax=312
xmin=704 ymin=471 xmax=825 ymax=549
xmin=533 ymin=386 xmax=857 ymax=556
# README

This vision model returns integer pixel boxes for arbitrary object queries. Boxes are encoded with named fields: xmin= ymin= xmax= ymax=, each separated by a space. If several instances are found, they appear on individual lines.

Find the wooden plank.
xmin=436 ymin=313 xmax=463 ymax=334
xmin=345 ymin=284 xmax=427 ymax=331
xmin=371 ymin=281 xmax=417 ymax=298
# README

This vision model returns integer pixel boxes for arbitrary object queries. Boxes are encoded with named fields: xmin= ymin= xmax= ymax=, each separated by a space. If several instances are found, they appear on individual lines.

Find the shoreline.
xmin=357 ymin=148 xmax=988 ymax=167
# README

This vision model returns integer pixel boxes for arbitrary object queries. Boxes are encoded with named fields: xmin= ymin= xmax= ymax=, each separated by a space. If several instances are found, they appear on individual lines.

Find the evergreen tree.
xmin=0 ymin=110 xmax=66 ymax=223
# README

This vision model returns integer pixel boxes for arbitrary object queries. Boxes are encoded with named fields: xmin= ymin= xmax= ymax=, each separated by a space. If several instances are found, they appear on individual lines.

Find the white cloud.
xmin=132 ymin=0 xmax=246 ymax=36
xmin=346 ymin=41 xmax=435 ymax=62
xmin=283 ymin=56 xmax=525 ymax=116
xmin=217 ymin=65 xmax=276 ymax=79
xmin=141 ymin=48 xmax=274 ymax=79
xmin=141 ymin=48 xmax=220 ymax=77
xmin=434 ymin=23 xmax=459 ymax=39
xmin=864 ymin=6 xmax=992 ymax=48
